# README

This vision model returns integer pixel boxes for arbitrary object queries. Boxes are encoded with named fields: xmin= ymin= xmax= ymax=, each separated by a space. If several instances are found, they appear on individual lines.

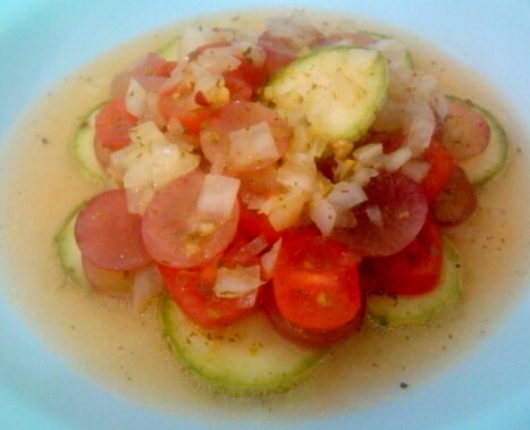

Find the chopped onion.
xmin=404 ymin=100 xmax=436 ymax=155
xmin=238 ymin=235 xmax=269 ymax=256
xmin=228 ymin=122 xmax=280 ymax=170
xmin=130 ymin=121 xmax=168 ymax=148
xmin=384 ymin=147 xmax=412 ymax=172
xmin=144 ymin=93 xmax=166 ymax=128
xmin=196 ymin=174 xmax=240 ymax=221
xmin=401 ymin=160 xmax=431 ymax=183
xmin=310 ymin=194 xmax=337 ymax=236
xmin=236 ymin=290 xmax=259 ymax=309
xmin=366 ymin=205 xmax=384 ymax=228
xmin=213 ymin=265 xmax=265 ymax=298
xmin=327 ymin=181 xmax=367 ymax=211
xmin=132 ymin=266 xmax=163 ymax=312
xmin=197 ymin=46 xmax=241 ymax=74
xmin=152 ymin=142 xmax=199 ymax=188
xmin=123 ymin=153 xmax=154 ymax=189
xmin=125 ymin=78 xmax=146 ymax=118
xmin=126 ymin=186 xmax=155 ymax=215
xmin=353 ymin=143 xmax=384 ymax=167
xmin=261 ymin=188 xmax=306 ymax=231
xmin=431 ymin=91 xmax=449 ymax=120
xmin=352 ymin=166 xmax=379 ymax=187
xmin=276 ymin=152 xmax=317 ymax=193
xmin=261 ymin=239 xmax=282 ymax=280
xmin=180 ymin=25 xmax=218 ymax=59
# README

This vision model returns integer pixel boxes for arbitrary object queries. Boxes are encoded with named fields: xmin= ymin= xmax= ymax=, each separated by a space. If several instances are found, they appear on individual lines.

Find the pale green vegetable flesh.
xmin=158 ymin=38 xmax=179 ymax=61
xmin=450 ymin=96 xmax=509 ymax=185
xmin=160 ymin=298 xmax=324 ymax=396
xmin=367 ymin=237 xmax=463 ymax=328
xmin=70 ymin=104 xmax=105 ymax=181
xmin=54 ymin=204 xmax=89 ymax=288
xmin=263 ymin=46 xmax=388 ymax=142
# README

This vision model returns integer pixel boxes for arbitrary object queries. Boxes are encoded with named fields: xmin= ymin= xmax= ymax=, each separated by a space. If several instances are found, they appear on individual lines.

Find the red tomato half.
xmin=422 ymin=139 xmax=455 ymax=202
xmin=361 ymin=218 xmax=443 ymax=296
xmin=262 ymin=282 xmax=365 ymax=348
xmin=272 ymin=228 xmax=362 ymax=331
xmin=159 ymin=260 xmax=257 ymax=328
xmin=94 ymin=98 xmax=137 ymax=151
xmin=239 ymin=204 xmax=280 ymax=244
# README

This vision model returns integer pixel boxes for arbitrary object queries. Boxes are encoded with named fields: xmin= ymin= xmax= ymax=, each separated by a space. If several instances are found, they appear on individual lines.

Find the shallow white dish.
xmin=1 ymin=1 xmax=529 ymax=428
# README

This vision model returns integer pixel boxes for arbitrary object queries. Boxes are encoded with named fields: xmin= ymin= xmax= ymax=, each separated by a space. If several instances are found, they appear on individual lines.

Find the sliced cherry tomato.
xmin=224 ymin=61 xmax=267 ymax=102
xmin=262 ymin=282 xmax=365 ymax=348
xmin=159 ymin=261 xmax=257 ymax=328
xmin=272 ymin=228 xmax=362 ymax=331
xmin=431 ymin=166 xmax=477 ymax=225
xmin=421 ymin=139 xmax=455 ymax=202
xmin=360 ymin=218 xmax=443 ymax=296
xmin=75 ymin=189 xmax=151 ymax=271
xmin=158 ymin=82 xmax=217 ymax=136
xmin=440 ymin=99 xmax=490 ymax=160
xmin=335 ymin=172 xmax=428 ymax=257
xmin=94 ymin=99 xmax=137 ymax=151
xmin=142 ymin=171 xmax=239 ymax=269
xmin=239 ymin=204 xmax=280 ymax=244
xmin=200 ymin=101 xmax=290 ymax=174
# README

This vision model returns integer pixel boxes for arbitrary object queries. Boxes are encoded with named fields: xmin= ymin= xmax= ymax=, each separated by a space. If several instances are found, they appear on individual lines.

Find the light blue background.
xmin=1 ymin=1 xmax=529 ymax=429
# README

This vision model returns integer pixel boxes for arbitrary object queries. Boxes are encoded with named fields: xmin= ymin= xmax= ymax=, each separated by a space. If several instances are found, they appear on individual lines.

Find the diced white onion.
xmin=366 ymin=205 xmax=384 ymax=228
xmin=261 ymin=239 xmax=282 ymax=280
xmin=404 ymin=100 xmax=436 ymax=155
xmin=236 ymin=235 xmax=268 ymax=258
xmin=125 ymin=78 xmax=146 ymax=118
xmin=126 ymin=186 xmax=155 ymax=215
xmin=401 ymin=160 xmax=431 ymax=183
xmin=228 ymin=122 xmax=280 ymax=170
xmin=196 ymin=174 xmax=240 ymax=221
xmin=353 ymin=143 xmax=384 ymax=167
xmin=180 ymin=26 xmax=218 ymax=59
xmin=431 ymin=91 xmax=449 ymax=120
xmin=123 ymin=154 xmax=154 ymax=189
xmin=384 ymin=147 xmax=412 ymax=172
xmin=352 ymin=166 xmax=379 ymax=187
xmin=261 ymin=188 xmax=306 ymax=231
xmin=132 ymin=266 xmax=163 ymax=312
xmin=213 ymin=265 xmax=265 ymax=298
xmin=310 ymin=194 xmax=337 ymax=236
xmin=197 ymin=46 xmax=241 ymax=74
xmin=129 ymin=121 xmax=168 ymax=148
xmin=144 ymin=93 xmax=166 ymax=128
xmin=276 ymin=152 xmax=317 ymax=193
xmin=327 ymin=181 xmax=367 ymax=211
xmin=236 ymin=290 xmax=259 ymax=309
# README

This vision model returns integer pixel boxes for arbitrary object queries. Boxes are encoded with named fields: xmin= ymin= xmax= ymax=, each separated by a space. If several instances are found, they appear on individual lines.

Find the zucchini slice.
xmin=367 ymin=237 xmax=463 ymax=327
xmin=54 ymin=204 xmax=89 ymax=289
xmin=263 ymin=46 xmax=388 ymax=142
xmin=449 ymin=96 xmax=509 ymax=185
xmin=158 ymin=37 xmax=179 ymax=61
xmin=160 ymin=298 xmax=323 ymax=395
xmin=70 ymin=104 xmax=106 ymax=181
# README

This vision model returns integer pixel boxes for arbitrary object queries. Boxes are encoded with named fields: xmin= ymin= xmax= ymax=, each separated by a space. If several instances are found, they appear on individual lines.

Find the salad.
xmin=55 ymin=13 xmax=508 ymax=395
